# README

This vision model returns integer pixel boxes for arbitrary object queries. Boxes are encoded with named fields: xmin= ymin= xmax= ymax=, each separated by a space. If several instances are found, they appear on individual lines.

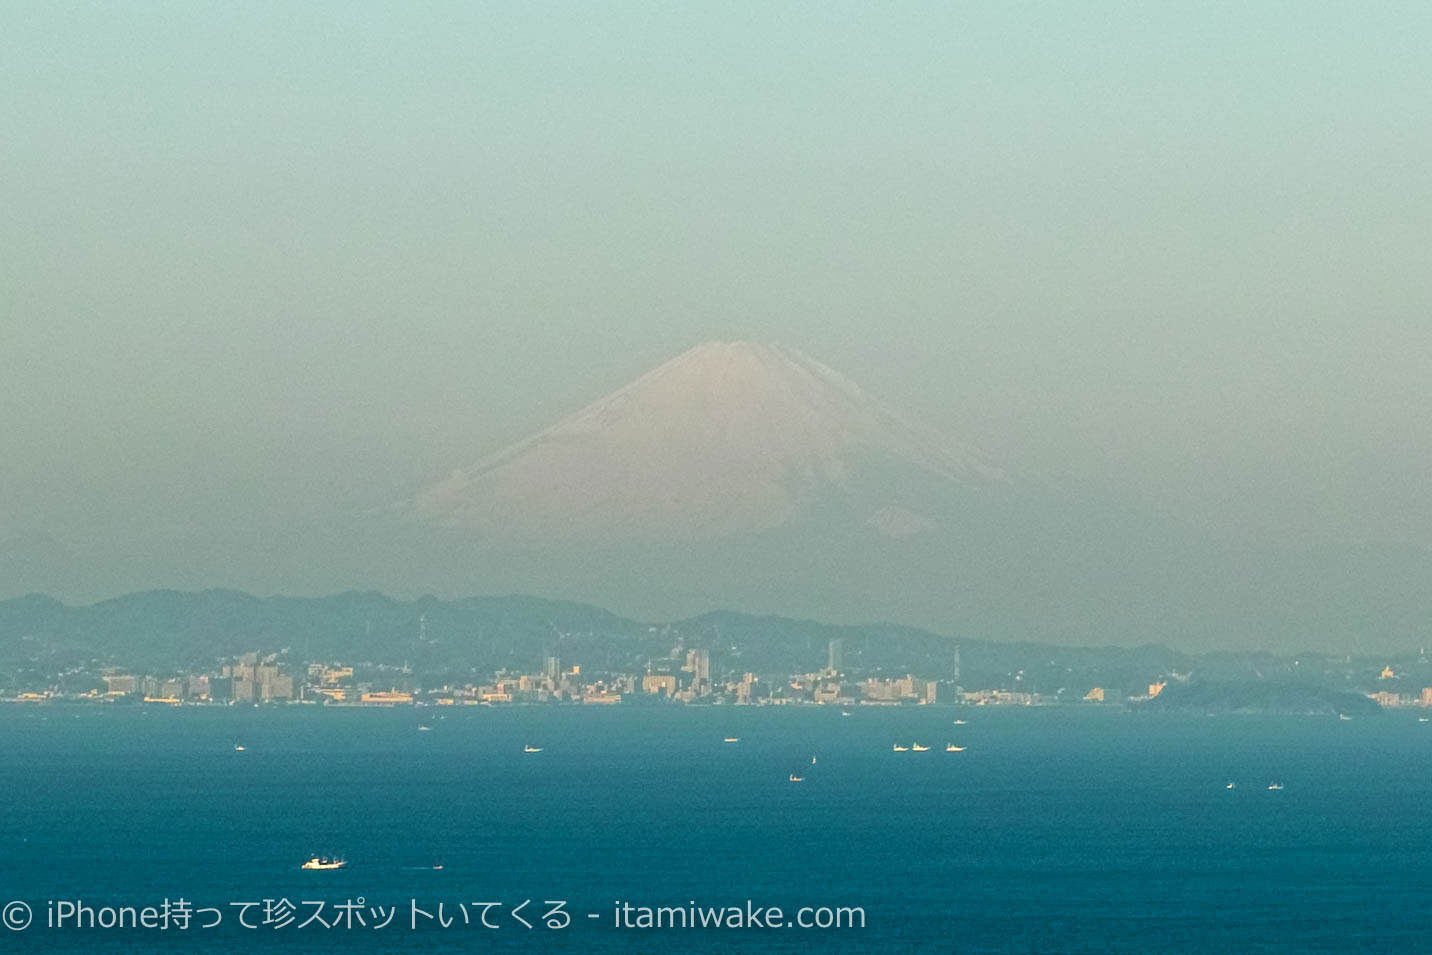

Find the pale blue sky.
xmin=2 ymin=2 xmax=1430 ymax=615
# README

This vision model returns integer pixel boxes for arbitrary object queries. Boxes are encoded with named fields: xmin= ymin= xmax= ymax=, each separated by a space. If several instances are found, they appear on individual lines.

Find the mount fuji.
xmin=415 ymin=341 xmax=1008 ymax=542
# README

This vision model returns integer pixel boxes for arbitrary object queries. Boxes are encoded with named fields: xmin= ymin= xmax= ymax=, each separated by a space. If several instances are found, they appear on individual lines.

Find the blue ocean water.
xmin=2 ymin=704 xmax=1431 ymax=951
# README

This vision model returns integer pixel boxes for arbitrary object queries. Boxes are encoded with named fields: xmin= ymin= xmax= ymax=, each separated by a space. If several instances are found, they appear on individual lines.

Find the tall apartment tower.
xmin=694 ymin=649 xmax=710 ymax=690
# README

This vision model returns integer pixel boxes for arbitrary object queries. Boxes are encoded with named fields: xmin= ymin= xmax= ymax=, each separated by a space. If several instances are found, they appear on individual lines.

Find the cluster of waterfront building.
xmin=1363 ymin=666 xmax=1432 ymax=708
xmin=7 ymin=642 xmax=1432 ymax=710
xmin=7 ymin=642 xmax=940 ymax=707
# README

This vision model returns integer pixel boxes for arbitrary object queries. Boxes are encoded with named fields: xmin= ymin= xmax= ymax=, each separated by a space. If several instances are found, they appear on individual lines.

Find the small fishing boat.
xmin=301 ymin=857 xmax=346 ymax=871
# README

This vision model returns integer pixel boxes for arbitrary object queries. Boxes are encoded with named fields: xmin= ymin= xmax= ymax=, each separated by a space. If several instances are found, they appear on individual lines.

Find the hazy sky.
xmin=3 ymin=3 xmax=1430 ymax=607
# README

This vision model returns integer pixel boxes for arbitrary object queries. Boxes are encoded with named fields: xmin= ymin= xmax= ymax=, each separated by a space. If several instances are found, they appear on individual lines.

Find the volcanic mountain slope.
xmin=415 ymin=341 xmax=1006 ymax=541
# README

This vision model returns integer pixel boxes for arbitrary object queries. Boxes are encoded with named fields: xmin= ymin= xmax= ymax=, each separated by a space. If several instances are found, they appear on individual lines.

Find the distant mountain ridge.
xmin=0 ymin=587 xmax=1167 ymax=682
xmin=1144 ymin=681 xmax=1382 ymax=717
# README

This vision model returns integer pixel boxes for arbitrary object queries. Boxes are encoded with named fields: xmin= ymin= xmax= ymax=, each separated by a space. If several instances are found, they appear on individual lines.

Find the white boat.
xmin=300 ymin=857 xmax=346 ymax=871
xmin=789 ymin=774 xmax=804 ymax=783
xmin=233 ymin=744 xmax=245 ymax=752
xmin=1338 ymin=713 xmax=1352 ymax=721
xmin=946 ymin=744 xmax=965 ymax=752
xmin=1267 ymin=783 xmax=1284 ymax=791
xmin=723 ymin=737 xmax=740 ymax=743
xmin=911 ymin=743 xmax=930 ymax=752
xmin=892 ymin=744 xmax=909 ymax=752
xmin=953 ymin=719 xmax=967 ymax=725
xmin=810 ymin=756 xmax=817 ymax=764
xmin=1420 ymin=717 xmax=1429 ymax=723
xmin=523 ymin=745 xmax=542 ymax=753
xmin=417 ymin=725 xmax=432 ymax=732
xmin=1226 ymin=782 xmax=1236 ymax=790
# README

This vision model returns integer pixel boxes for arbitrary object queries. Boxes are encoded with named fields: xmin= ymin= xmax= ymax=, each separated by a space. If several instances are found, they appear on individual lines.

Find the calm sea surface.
xmin=2 ymin=704 xmax=1431 ymax=951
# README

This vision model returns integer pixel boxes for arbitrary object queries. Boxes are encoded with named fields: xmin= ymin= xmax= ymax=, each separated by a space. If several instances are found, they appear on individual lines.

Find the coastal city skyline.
xmin=7 ymin=587 xmax=1431 ymax=715
xmin=24 ymin=646 xmax=1432 ymax=713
